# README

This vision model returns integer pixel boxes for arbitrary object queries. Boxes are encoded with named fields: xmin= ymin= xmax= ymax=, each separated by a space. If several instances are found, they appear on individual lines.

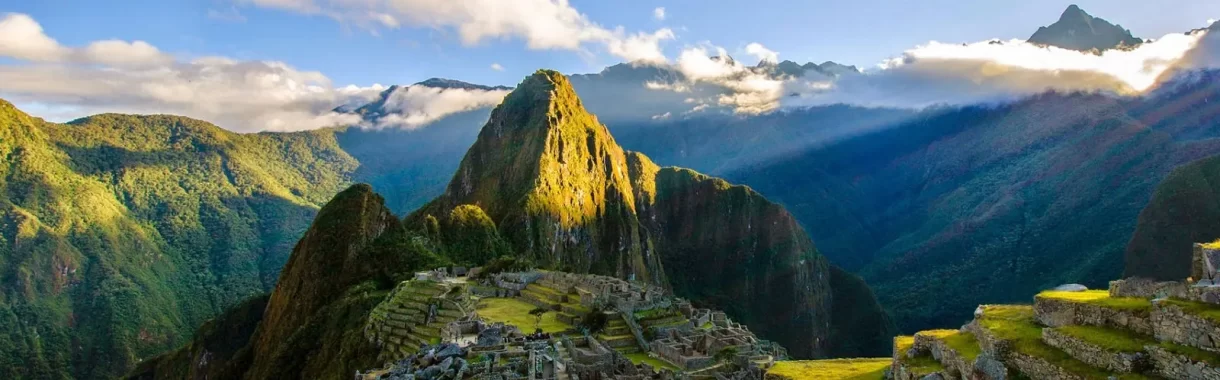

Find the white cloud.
xmin=745 ymin=42 xmax=778 ymax=64
xmin=208 ymin=6 xmax=248 ymax=22
xmin=644 ymin=28 xmax=1219 ymax=113
xmin=491 ymin=63 xmax=505 ymax=71
xmin=653 ymin=7 xmax=666 ymax=21
xmin=374 ymin=85 xmax=510 ymax=129
xmin=0 ymin=13 xmax=70 ymax=61
xmin=241 ymin=0 xmax=674 ymax=63
xmin=82 ymin=40 xmax=173 ymax=68
xmin=0 ymin=13 xmax=386 ymax=132
xmin=786 ymin=31 xmax=1212 ymax=109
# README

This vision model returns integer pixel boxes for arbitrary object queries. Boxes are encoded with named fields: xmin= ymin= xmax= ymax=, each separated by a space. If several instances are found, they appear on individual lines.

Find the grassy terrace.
xmin=476 ymin=298 xmax=572 ymax=333
xmin=624 ymin=352 xmax=682 ymax=372
xmin=766 ymin=359 xmax=890 ymax=380
xmin=976 ymin=305 xmax=1148 ymax=380
xmin=891 ymin=335 xmax=943 ymax=376
xmin=1035 ymin=290 xmax=1151 ymax=314
xmin=1053 ymin=325 xmax=1155 ymax=353
xmin=916 ymin=329 xmax=982 ymax=361
xmin=1159 ymin=298 xmax=1220 ymax=324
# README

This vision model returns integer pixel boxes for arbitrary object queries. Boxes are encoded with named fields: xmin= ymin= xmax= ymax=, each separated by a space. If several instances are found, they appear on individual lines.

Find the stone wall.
xmin=1040 ymin=328 xmax=1149 ymax=373
xmin=1005 ymin=351 xmax=1083 ymax=380
xmin=1033 ymin=297 xmax=1153 ymax=335
xmin=1146 ymin=345 xmax=1220 ymax=380
xmin=1111 ymin=278 xmax=1220 ymax=305
xmin=914 ymin=333 xmax=972 ymax=377
xmin=1151 ymin=300 xmax=1220 ymax=352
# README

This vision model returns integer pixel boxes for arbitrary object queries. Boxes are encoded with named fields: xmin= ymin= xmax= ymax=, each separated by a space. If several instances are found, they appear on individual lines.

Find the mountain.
xmin=408 ymin=70 xmax=893 ymax=358
xmin=130 ymin=184 xmax=451 ymax=380
xmin=0 ymin=98 xmax=490 ymax=378
xmin=728 ymin=79 xmax=1220 ymax=333
xmin=1028 ymin=4 xmax=1143 ymax=52
xmin=1124 ymin=153 xmax=1220 ymax=281
xmin=127 ymin=70 xmax=893 ymax=379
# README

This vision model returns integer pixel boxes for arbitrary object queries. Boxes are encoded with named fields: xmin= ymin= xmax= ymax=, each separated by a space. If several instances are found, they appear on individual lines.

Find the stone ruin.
xmin=872 ymin=242 xmax=1220 ymax=380
xmin=360 ymin=270 xmax=787 ymax=380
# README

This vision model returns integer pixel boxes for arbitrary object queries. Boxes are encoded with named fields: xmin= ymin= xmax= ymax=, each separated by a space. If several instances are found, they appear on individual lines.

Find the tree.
xmin=529 ymin=307 xmax=550 ymax=333
xmin=714 ymin=347 xmax=738 ymax=366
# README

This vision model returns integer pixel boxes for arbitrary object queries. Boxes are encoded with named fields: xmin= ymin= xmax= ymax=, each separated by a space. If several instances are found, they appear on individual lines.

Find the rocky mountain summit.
xmin=1028 ymin=5 xmax=1144 ymax=52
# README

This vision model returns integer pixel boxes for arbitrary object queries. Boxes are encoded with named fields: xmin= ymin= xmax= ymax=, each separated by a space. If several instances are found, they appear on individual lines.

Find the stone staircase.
xmin=892 ymin=285 xmax=1220 ymax=380
xmin=365 ymin=280 xmax=471 ymax=361
xmin=599 ymin=315 xmax=644 ymax=354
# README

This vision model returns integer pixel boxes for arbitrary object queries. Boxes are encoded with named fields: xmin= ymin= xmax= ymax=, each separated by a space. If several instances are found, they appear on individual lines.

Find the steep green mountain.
xmin=0 ymin=100 xmax=360 ymax=379
xmin=729 ymin=86 xmax=1220 ymax=333
xmin=0 ymin=96 xmax=485 ymax=378
xmin=1028 ymin=4 xmax=1143 ymax=52
xmin=410 ymin=70 xmax=893 ymax=358
xmin=128 ymin=184 xmax=450 ymax=380
xmin=1124 ymin=153 xmax=1220 ymax=280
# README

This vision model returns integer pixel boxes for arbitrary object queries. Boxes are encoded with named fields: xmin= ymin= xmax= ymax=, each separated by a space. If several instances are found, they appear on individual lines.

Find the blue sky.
xmin=5 ymin=0 xmax=1218 ymax=88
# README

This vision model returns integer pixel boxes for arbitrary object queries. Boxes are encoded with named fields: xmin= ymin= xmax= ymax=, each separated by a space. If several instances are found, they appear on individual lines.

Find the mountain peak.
xmin=1059 ymin=4 xmax=1087 ymax=22
xmin=1028 ymin=5 xmax=1143 ymax=52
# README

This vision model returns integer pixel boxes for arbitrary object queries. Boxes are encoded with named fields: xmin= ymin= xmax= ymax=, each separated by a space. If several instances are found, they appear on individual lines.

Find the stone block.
xmin=1040 ymin=328 xmax=1150 ymax=373
xmin=1151 ymin=300 xmax=1220 ymax=353
xmin=1146 ymin=345 xmax=1220 ymax=380
xmin=1033 ymin=297 xmax=1153 ymax=335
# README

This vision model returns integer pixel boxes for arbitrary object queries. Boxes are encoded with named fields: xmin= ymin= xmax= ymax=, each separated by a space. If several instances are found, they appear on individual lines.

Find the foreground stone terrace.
xmin=766 ymin=242 xmax=1220 ymax=380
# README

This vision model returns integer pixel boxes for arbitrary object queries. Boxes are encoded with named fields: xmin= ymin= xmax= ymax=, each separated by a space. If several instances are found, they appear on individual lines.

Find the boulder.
xmin=1051 ymin=284 xmax=1088 ymax=292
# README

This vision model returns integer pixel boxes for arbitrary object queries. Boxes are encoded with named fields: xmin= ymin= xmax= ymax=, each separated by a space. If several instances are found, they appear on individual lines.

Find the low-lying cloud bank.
xmin=0 ymin=13 xmax=512 ymax=133
xmin=374 ymin=85 xmax=511 ymax=129
xmin=645 ymin=25 xmax=1220 ymax=114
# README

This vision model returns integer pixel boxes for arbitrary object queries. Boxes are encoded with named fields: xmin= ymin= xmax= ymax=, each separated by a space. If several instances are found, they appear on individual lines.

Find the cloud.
xmin=208 ymin=6 xmax=248 ymax=22
xmin=745 ymin=42 xmax=778 ymax=64
xmin=241 ymin=0 xmax=675 ymax=63
xmin=0 ymin=13 xmax=386 ymax=132
xmin=786 ymin=31 xmax=1212 ymax=109
xmin=491 ymin=63 xmax=505 ymax=71
xmin=0 ymin=13 xmax=70 ymax=61
xmin=374 ymin=85 xmax=510 ymax=129
xmin=653 ymin=7 xmax=666 ymax=21
xmin=81 ymin=40 xmax=173 ymax=67
xmin=645 ymin=28 xmax=1218 ymax=113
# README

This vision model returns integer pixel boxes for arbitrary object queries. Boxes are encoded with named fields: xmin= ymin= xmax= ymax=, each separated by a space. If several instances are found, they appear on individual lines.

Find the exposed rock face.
xmin=410 ymin=70 xmax=886 ymax=358
xmin=1028 ymin=5 xmax=1143 ymax=52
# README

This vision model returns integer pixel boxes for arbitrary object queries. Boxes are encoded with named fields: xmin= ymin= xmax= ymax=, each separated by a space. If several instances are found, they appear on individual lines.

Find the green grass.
xmin=1160 ymin=298 xmax=1220 ymax=324
xmin=1201 ymin=239 xmax=1220 ymax=250
xmin=976 ymin=305 xmax=1141 ymax=380
xmin=624 ymin=352 xmax=681 ymax=372
xmin=476 ymin=298 xmax=572 ymax=333
xmin=1035 ymin=290 xmax=1151 ymax=314
xmin=901 ymin=354 xmax=945 ymax=376
xmin=894 ymin=335 xmax=915 ymax=353
xmin=1159 ymin=341 xmax=1220 ymax=367
xmin=766 ymin=359 xmax=890 ymax=380
xmin=916 ymin=329 xmax=982 ymax=361
xmin=1053 ymin=325 xmax=1154 ymax=353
